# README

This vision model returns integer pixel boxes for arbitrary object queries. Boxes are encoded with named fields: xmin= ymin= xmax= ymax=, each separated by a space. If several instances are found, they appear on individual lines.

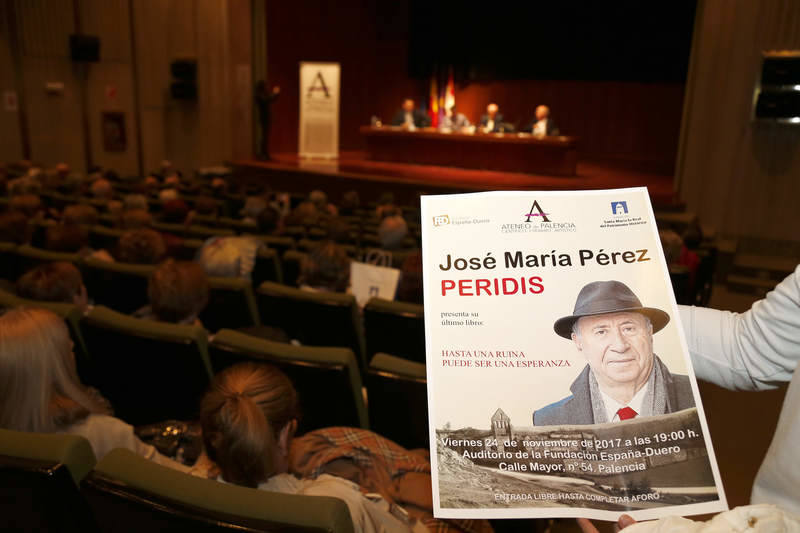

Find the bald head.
xmin=535 ymin=105 xmax=550 ymax=121
xmin=402 ymin=99 xmax=415 ymax=112
xmin=487 ymin=103 xmax=499 ymax=118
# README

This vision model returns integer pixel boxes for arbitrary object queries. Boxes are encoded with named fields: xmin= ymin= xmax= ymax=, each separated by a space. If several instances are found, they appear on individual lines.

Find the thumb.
xmin=617 ymin=514 xmax=637 ymax=530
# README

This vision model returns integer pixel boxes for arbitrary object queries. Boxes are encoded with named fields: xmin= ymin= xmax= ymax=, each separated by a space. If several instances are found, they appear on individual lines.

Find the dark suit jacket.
xmin=523 ymin=118 xmax=560 ymax=136
xmin=479 ymin=113 xmax=506 ymax=133
xmin=390 ymin=109 xmax=431 ymax=128
xmin=532 ymin=355 xmax=695 ymax=426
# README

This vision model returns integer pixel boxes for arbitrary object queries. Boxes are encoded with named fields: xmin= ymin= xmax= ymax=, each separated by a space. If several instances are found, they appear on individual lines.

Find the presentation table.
xmin=360 ymin=126 xmax=578 ymax=176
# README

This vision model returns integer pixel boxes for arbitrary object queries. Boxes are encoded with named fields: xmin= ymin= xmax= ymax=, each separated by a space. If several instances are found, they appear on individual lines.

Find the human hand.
xmin=577 ymin=514 xmax=636 ymax=533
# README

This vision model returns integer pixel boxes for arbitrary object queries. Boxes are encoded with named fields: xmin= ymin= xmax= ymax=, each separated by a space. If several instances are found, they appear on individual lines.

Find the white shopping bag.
xmin=349 ymin=261 xmax=400 ymax=307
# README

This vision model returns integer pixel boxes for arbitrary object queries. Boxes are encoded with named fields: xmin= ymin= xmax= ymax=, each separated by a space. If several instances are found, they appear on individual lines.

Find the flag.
xmin=444 ymin=66 xmax=455 ymax=113
xmin=428 ymin=72 xmax=439 ymax=127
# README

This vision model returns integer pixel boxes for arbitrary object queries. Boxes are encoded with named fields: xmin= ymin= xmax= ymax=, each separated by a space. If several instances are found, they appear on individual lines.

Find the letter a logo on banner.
xmin=307 ymin=72 xmax=330 ymax=98
xmin=525 ymin=200 xmax=551 ymax=223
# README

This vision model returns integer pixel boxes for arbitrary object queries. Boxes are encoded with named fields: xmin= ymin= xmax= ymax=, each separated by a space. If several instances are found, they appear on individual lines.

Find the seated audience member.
xmin=195 ymin=363 xmax=423 ymax=532
xmin=135 ymin=259 xmax=208 ymax=326
xmin=6 ymin=169 xmax=42 ymax=196
xmin=286 ymin=201 xmax=320 ymax=228
xmin=378 ymin=215 xmax=409 ymax=251
xmin=390 ymin=98 xmax=431 ymax=129
xmin=196 ymin=236 xmax=261 ymax=280
xmin=15 ymin=262 xmax=88 ymax=311
xmin=143 ymin=174 xmax=160 ymax=195
xmin=339 ymin=190 xmax=360 ymax=216
xmin=62 ymin=204 xmax=99 ymax=226
xmin=164 ymin=173 xmax=182 ymax=188
xmin=309 ymin=190 xmax=338 ymax=217
xmin=123 ymin=194 xmax=149 ymax=212
xmin=438 ymin=105 xmax=471 ymax=132
xmin=10 ymin=194 xmax=43 ymax=219
xmin=396 ymin=251 xmax=423 ymax=305
xmin=160 ymin=198 xmax=191 ymax=225
xmin=158 ymin=188 xmax=180 ymax=205
xmin=44 ymin=224 xmax=90 ymax=253
xmin=119 ymin=209 xmax=153 ymax=230
xmin=240 ymin=196 xmax=269 ymax=226
xmin=479 ymin=103 xmax=504 ymax=133
xmin=106 ymin=199 xmax=123 ymax=220
xmin=375 ymin=193 xmax=399 ymax=220
xmin=326 ymin=217 xmax=352 ymax=243
xmin=211 ymin=177 xmax=229 ymax=196
xmin=116 ymin=228 xmax=167 ymax=264
xmin=298 ymin=241 xmax=351 ymax=293
xmin=0 ymin=308 xmax=185 ymax=468
xmin=60 ymin=172 xmax=85 ymax=196
xmin=193 ymin=196 xmax=219 ymax=218
xmin=524 ymin=105 xmax=559 ymax=137
xmin=256 ymin=206 xmax=282 ymax=235
xmin=0 ymin=211 xmax=31 ymax=244
xmin=89 ymin=178 xmax=114 ymax=200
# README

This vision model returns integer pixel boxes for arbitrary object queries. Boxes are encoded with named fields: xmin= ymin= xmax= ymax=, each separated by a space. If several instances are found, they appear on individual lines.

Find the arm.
xmin=678 ymin=266 xmax=800 ymax=391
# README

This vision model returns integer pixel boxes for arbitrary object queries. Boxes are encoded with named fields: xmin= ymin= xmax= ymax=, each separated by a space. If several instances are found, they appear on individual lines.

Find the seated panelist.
xmin=438 ymin=106 xmax=471 ymax=132
xmin=524 ymin=105 xmax=560 ymax=136
xmin=390 ymin=98 xmax=431 ymax=130
xmin=479 ymin=103 xmax=504 ymax=133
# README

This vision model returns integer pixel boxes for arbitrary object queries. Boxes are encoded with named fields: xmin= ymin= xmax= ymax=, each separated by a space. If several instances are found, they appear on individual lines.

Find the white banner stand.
xmin=298 ymin=62 xmax=340 ymax=159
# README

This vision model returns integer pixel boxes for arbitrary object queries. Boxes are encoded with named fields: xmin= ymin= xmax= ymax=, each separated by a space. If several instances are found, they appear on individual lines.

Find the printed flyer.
xmin=421 ymin=188 xmax=728 ymax=521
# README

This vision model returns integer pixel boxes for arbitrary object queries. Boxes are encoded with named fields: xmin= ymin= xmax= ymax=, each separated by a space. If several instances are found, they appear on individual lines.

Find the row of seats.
xmin=0 ymin=243 xmax=425 ymax=365
xmin=0 ymin=288 xmax=429 ymax=448
xmin=0 ymin=429 xmax=355 ymax=532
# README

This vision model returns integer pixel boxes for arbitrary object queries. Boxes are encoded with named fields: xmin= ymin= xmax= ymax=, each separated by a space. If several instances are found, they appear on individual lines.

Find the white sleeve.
xmin=678 ymin=266 xmax=800 ymax=391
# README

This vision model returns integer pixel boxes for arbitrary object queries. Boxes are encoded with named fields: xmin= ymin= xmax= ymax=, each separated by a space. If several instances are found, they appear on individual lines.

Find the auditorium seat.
xmin=80 ymin=306 xmax=212 ymax=425
xmin=81 ymin=258 xmax=155 ymax=314
xmin=0 ymin=286 xmax=93 ymax=385
xmin=175 ymin=238 xmax=204 ymax=260
xmin=0 ymin=242 xmax=18 ymax=280
xmin=82 ymin=448 xmax=355 ymax=533
xmin=363 ymin=298 xmax=425 ymax=364
xmin=30 ymin=219 xmax=56 ymax=248
xmin=298 ymin=239 xmax=358 ymax=258
xmin=246 ymin=234 xmax=295 ymax=256
xmin=209 ymin=329 xmax=368 ymax=430
xmin=280 ymin=250 xmax=307 ymax=287
xmin=183 ymin=225 xmax=235 ymax=240
xmin=252 ymin=246 xmax=283 ymax=286
xmin=200 ymin=277 xmax=260 ymax=332
xmin=367 ymin=353 xmax=429 ymax=450
xmin=256 ymin=281 xmax=367 ymax=371
xmin=15 ymin=245 xmax=82 ymax=281
xmin=88 ymin=225 xmax=124 ymax=251
xmin=0 ymin=429 xmax=97 ymax=532
xmin=217 ymin=216 xmax=256 ymax=233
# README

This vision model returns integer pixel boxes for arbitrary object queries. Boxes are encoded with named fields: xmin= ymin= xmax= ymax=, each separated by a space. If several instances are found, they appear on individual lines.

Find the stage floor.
xmin=233 ymin=151 xmax=677 ymax=207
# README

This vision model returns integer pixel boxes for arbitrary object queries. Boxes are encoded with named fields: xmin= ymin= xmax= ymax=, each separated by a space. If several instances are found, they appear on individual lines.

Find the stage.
xmin=231 ymin=152 xmax=678 ymax=208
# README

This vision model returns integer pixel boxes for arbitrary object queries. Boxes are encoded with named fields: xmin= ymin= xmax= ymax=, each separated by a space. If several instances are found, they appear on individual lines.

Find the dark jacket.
xmin=478 ymin=113 xmax=506 ymax=133
xmin=523 ymin=118 xmax=560 ymax=136
xmin=390 ymin=109 xmax=431 ymax=128
xmin=532 ymin=355 xmax=695 ymax=426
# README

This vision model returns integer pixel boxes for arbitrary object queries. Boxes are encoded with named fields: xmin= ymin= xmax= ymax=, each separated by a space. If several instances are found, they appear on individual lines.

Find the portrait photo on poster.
xmin=421 ymin=188 xmax=727 ymax=521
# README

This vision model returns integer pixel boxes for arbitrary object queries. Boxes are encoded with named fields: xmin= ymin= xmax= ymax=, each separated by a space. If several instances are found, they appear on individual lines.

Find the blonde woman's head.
xmin=0 ymin=308 xmax=108 ymax=432
xmin=200 ymin=363 xmax=300 ymax=487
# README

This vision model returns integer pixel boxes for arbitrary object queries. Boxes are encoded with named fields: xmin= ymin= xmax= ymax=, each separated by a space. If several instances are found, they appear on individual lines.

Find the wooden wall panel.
xmin=0 ymin=6 xmax=24 ymax=162
xmin=676 ymin=0 xmax=800 ymax=244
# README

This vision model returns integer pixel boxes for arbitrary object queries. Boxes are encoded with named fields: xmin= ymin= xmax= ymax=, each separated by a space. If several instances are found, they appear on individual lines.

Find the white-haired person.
xmin=194 ymin=362 xmax=428 ymax=533
xmin=0 ymin=308 xmax=186 ymax=470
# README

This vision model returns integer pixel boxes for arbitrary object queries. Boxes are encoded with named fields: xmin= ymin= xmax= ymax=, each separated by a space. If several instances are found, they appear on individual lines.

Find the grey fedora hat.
xmin=553 ymin=280 xmax=670 ymax=339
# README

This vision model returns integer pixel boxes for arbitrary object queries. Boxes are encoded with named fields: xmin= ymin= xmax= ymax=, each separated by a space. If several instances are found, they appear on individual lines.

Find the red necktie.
xmin=617 ymin=407 xmax=638 ymax=420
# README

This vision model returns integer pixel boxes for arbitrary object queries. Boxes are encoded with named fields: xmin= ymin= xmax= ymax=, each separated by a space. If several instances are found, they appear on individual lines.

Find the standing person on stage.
xmin=525 ymin=104 xmax=560 ymax=137
xmin=255 ymin=80 xmax=281 ymax=160
xmin=479 ymin=103 xmax=506 ymax=133
xmin=390 ymin=98 xmax=431 ymax=130
xmin=438 ymin=105 xmax=471 ymax=132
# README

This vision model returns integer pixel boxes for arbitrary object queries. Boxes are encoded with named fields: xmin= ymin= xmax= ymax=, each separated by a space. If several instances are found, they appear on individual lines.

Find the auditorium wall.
xmin=676 ymin=0 xmax=800 ymax=244
xmin=0 ymin=0 xmax=251 ymax=176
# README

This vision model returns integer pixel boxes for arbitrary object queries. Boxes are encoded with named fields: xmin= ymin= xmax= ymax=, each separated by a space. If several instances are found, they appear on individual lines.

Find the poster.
xmin=421 ymin=188 xmax=727 ymax=521
xmin=101 ymin=112 xmax=126 ymax=152
xmin=298 ymin=62 xmax=340 ymax=159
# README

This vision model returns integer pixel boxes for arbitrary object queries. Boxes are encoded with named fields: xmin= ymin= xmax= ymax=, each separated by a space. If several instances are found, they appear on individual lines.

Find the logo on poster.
xmin=611 ymin=201 xmax=628 ymax=215
xmin=433 ymin=215 xmax=450 ymax=226
xmin=524 ymin=201 xmax=551 ymax=223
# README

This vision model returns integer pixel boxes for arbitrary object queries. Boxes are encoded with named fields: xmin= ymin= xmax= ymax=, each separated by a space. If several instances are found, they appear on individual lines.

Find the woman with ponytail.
xmin=197 ymin=363 xmax=428 ymax=533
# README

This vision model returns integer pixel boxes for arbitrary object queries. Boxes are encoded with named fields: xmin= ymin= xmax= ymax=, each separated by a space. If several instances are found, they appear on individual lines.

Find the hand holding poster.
xmin=421 ymin=188 xmax=727 ymax=521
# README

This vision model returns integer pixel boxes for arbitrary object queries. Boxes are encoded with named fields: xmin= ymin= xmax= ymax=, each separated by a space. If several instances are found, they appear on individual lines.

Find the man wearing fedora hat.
xmin=533 ymin=280 xmax=695 ymax=426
